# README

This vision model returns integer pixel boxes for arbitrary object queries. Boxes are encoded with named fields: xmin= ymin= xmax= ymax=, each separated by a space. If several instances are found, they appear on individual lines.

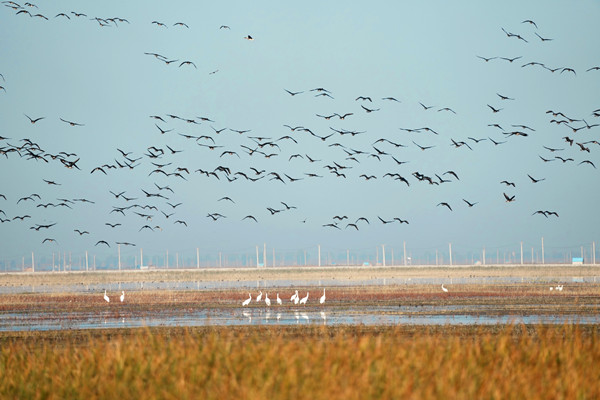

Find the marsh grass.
xmin=1 ymin=324 xmax=598 ymax=399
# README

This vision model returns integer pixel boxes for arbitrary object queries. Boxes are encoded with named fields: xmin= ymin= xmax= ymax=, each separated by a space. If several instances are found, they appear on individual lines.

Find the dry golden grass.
xmin=1 ymin=325 xmax=599 ymax=399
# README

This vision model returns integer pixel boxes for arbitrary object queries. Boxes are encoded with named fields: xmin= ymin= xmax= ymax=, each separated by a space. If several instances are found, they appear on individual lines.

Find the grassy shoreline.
xmin=1 ymin=324 xmax=598 ymax=399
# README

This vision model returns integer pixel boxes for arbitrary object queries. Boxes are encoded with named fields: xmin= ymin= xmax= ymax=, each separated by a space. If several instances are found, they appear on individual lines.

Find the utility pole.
xmin=52 ymin=253 xmax=55 ymax=271
xmin=482 ymin=247 xmax=486 ymax=265
xmin=177 ymin=252 xmax=180 ymax=268
xmin=593 ymin=241 xmax=596 ymax=265
xmin=318 ymin=245 xmax=321 ymax=267
xmin=541 ymin=237 xmax=545 ymax=265
xmin=520 ymin=242 xmax=523 ymax=265
xmin=263 ymin=243 xmax=266 ymax=268
xmin=86 ymin=250 xmax=89 ymax=272
xmin=403 ymin=241 xmax=407 ymax=266
xmin=391 ymin=249 xmax=394 ymax=266
xmin=449 ymin=243 xmax=453 ymax=266
xmin=118 ymin=244 xmax=121 ymax=271
xmin=256 ymin=246 xmax=259 ymax=268
xmin=140 ymin=248 xmax=143 ymax=268
xmin=32 ymin=252 xmax=35 ymax=272
xmin=196 ymin=248 xmax=199 ymax=269
xmin=381 ymin=244 xmax=385 ymax=266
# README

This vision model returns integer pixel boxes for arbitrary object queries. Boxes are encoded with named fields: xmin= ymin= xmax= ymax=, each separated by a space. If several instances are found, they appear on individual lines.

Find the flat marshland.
xmin=1 ymin=325 xmax=599 ymax=399
xmin=1 ymin=265 xmax=599 ymax=398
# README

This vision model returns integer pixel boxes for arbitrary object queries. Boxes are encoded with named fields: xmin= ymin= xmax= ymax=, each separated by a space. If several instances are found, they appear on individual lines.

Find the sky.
xmin=1 ymin=1 xmax=599 ymax=268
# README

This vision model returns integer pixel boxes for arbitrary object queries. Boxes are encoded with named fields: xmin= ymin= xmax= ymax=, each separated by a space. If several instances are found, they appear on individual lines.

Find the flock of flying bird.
xmin=1 ymin=3 xmax=599 ymax=261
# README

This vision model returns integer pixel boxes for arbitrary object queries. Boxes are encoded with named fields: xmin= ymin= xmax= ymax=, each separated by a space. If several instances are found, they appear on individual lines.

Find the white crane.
xmin=103 ymin=289 xmax=110 ymax=303
xmin=441 ymin=284 xmax=448 ymax=293
xmin=290 ymin=290 xmax=298 ymax=303
xmin=299 ymin=291 xmax=309 ymax=305
xmin=319 ymin=288 xmax=326 ymax=304
xmin=120 ymin=291 xmax=125 ymax=302
xmin=265 ymin=292 xmax=271 ymax=306
xmin=242 ymin=293 xmax=252 ymax=306
xmin=276 ymin=293 xmax=283 ymax=305
xmin=256 ymin=291 xmax=263 ymax=302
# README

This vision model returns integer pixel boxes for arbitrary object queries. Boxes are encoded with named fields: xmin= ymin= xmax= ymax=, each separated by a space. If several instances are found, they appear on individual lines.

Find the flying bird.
xmin=60 ymin=118 xmax=84 ymax=126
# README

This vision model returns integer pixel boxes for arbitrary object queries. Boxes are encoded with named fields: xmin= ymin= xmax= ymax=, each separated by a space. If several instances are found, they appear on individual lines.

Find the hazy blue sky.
xmin=1 ymin=1 xmax=599 ymax=267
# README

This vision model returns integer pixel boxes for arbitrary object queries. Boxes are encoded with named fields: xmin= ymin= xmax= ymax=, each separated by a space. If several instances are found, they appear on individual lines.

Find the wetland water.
xmin=1 ymin=269 xmax=599 ymax=331
xmin=2 ymin=306 xmax=599 ymax=332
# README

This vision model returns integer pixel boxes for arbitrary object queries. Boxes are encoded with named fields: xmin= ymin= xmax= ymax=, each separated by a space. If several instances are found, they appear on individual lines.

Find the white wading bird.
xmin=441 ymin=284 xmax=448 ymax=293
xmin=299 ymin=292 xmax=309 ymax=305
xmin=103 ymin=289 xmax=110 ymax=303
xmin=290 ymin=290 xmax=299 ymax=303
xmin=319 ymin=288 xmax=326 ymax=304
xmin=276 ymin=293 xmax=283 ymax=305
xmin=265 ymin=292 xmax=271 ymax=307
xmin=120 ymin=291 xmax=125 ymax=302
xmin=256 ymin=291 xmax=263 ymax=302
xmin=242 ymin=293 xmax=252 ymax=306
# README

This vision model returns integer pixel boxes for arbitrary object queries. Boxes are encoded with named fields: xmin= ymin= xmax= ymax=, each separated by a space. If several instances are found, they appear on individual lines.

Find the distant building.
xmin=572 ymin=257 xmax=584 ymax=265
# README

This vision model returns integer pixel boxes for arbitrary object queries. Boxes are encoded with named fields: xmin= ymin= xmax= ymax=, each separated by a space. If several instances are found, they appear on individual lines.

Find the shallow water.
xmin=2 ymin=306 xmax=599 ymax=332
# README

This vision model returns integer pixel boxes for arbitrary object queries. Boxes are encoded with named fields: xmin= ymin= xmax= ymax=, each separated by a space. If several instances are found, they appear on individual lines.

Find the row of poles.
xmin=10 ymin=239 xmax=599 ymax=272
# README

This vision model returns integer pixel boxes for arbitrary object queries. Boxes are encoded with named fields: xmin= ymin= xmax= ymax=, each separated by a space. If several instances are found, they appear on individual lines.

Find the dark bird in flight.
xmin=42 ymin=238 xmax=58 ymax=244
xmin=74 ymin=229 xmax=89 ymax=235
xmin=500 ymin=56 xmax=522 ymax=63
xmin=437 ymin=202 xmax=452 ymax=211
xmin=534 ymin=32 xmax=553 ymax=42
xmin=487 ymin=104 xmax=503 ymax=113
xmin=95 ymin=240 xmax=110 ymax=247
xmin=244 ymin=35 xmax=254 ymax=40
xmin=497 ymin=93 xmax=514 ymax=101
xmin=382 ymin=97 xmax=400 ymax=102
xmin=554 ymin=156 xmax=574 ymax=163
xmin=179 ymin=61 xmax=197 ymax=68
xmin=173 ymin=22 xmax=189 ymax=28
xmin=356 ymin=96 xmax=372 ymax=102
xmin=488 ymin=137 xmax=507 ymax=146
xmin=377 ymin=216 xmax=393 ymax=224
xmin=155 ymin=124 xmax=172 ymax=134
xmin=521 ymin=19 xmax=538 ymax=28
xmin=477 ymin=56 xmax=497 ymax=62
xmin=463 ymin=199 xmax=478 ymax=207
xmin=24 ymin=114 xmax=45 ymax=124
xmin=412 ymin=141 xmax=435 ymax=151
xmin=528 ymin=174 xmax=545 ymax=183
xmin=105 ymin=223 xmax=121 ymax=228
xmin=579 ymin=160 xmax=596 ymax=168
xmin=500 ymin=181 xmax=515 ymax=187
xmin=503 ymin=193 xmax=516 ymax=202
xmin=174 ymin=220 xmax=188 ymax=226
xmin=361 ymin=105 xmax=380 ymax=113
xmin=444 ymin=171 xmax=459 ymax=180
xmin=284 ymin=89 xmax=303 ymax=96
xmin=60 ymin=118 xmax=84 ymax=126
xmin=151 ymin=21 xmax=167 ymax=28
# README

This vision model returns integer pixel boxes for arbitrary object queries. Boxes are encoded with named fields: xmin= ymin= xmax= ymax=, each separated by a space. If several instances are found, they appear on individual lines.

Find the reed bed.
xmin=1 ymin=324 xmax=598 ymax=399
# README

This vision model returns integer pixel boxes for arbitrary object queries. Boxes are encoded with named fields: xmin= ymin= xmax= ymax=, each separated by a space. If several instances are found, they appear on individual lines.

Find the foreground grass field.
xmin=1 ymin=325 xmax=599 ymax=399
